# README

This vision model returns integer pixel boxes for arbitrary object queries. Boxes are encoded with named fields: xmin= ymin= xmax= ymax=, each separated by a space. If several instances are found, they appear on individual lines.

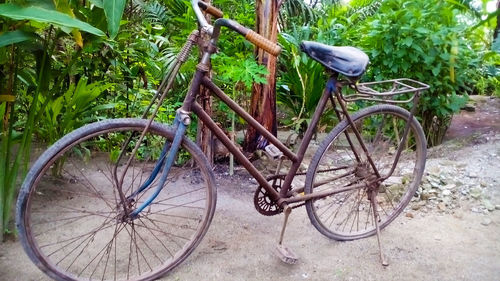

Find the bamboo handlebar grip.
xmin=205 ymin=4 xmax=223 ymax=18
xmin=245 ymin=30 xmax=281 ymax=57
xmin=198 ymin=2 xmax=224 ymax=19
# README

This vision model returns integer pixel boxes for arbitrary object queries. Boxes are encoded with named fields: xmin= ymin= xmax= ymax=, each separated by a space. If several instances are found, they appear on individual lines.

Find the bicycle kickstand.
xmin=275 ymin=204 xmax=299 ymax=264
xmin=370 ymin=190 xmax=389 ymax=266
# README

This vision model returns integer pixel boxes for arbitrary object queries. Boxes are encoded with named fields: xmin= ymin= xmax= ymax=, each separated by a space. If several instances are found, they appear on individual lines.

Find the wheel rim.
xmin=22 ymin=123 xmax=214 ymax=280
xmin=308 ymin=109 xmax=424 ymax=240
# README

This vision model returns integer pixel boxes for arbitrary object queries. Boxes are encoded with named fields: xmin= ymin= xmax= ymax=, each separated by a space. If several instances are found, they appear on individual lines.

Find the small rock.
xmin=430 ymin=181 xmax=441 ymax=189
xmin=422 ymin=183 xmax=432 ymax=190
xmin=496 ymin=205 xmax=500 ymax=210
xmin=482 ymin=200 xmax=495 ymax=212
xmin=437 ymin=202 xmax=446 ymax=211
xmin=411 ymin=204 xmax=421 ymax=211
xmin=481 ymin=218 xmax=492 ymax=226
xmin=442 ymin=197 xmax=452 ymax=205
xmin=420 ymin=192 xmax=432 ymax=200
xmin=427 ymin=166 xmax=441 ymax=175
xmin=442 ymin=184 xmax=456 ymax=190
xmin=462 ymin=104 xmax=476 ymax=112
xmin=406 ymin=212 xmax=414 ymax=218
xmin=442 ymin=190 xmax=452 ymax=196
xmin=480 ymin=181 xmax=487 ymax=187
xmin=470 ymin=187 xmax=482 ymax=199
xmin=209 ymin=240 xmax=228 ymax=251
xmin=468 ymin=172 xmax=478 ymax=178
xmin=453 ymin=212 xmax=463 ymax=219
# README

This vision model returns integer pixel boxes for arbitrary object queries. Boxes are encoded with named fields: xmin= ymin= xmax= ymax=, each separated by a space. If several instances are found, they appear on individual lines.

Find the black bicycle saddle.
xmin=300 ymin=41 xmax=369 ymax=79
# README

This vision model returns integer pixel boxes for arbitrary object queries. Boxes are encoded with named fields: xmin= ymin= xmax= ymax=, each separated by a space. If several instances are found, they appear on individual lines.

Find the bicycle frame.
xmin=130 ymin=57 xmax=374 ymax=216
xmin=126 ymin=0 xmax=420 ymax=216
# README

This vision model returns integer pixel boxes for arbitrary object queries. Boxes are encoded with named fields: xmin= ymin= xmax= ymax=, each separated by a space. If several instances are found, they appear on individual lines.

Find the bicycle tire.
xmin=304 ymin=104 xmax=426 ymax=241
xmin=16 ymin=118 xmax=217 ymax=281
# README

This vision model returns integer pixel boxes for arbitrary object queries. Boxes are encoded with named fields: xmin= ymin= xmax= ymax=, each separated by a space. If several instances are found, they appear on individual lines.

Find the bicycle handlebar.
xmin=191 ymin=0 xmax=281 ymax=57
xmin=192 ymin=0 xmax=212 ymax=32
xmin=197 ymin=1 xmax=224 ymax=19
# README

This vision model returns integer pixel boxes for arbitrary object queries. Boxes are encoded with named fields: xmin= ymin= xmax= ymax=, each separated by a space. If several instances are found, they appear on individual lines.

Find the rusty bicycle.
xmin=16 ymin=1 xmax=429 ymax=280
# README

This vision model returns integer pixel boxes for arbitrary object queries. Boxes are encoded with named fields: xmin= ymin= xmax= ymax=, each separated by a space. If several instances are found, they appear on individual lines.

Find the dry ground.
xmin=1 ymin=96 xmax=499 ymax=280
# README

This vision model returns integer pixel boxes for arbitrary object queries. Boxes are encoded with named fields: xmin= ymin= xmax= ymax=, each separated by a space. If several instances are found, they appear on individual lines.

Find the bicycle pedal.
xmin=275 ymin=244 xmax=299 ymax=264
xmin=264 ymin=144 xmax=283 ymax=160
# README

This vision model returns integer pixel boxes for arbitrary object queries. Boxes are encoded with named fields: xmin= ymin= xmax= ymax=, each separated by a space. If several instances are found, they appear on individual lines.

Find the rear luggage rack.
xmin=344 ymin=78 xmax=430 ymax=104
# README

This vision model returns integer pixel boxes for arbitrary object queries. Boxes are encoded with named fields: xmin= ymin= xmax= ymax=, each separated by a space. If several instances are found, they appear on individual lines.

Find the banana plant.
xmin=0 ymin=0 xmax=107 ymax=239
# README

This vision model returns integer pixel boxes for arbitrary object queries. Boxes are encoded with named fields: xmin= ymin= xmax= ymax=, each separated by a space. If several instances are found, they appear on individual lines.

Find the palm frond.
xmin=346 ymin=0 xmax=382 ymax=23
xmin=143 ymin=1 xmax=169 ymax=24
xmin=280 ymin=0 xmax=319 ymax=29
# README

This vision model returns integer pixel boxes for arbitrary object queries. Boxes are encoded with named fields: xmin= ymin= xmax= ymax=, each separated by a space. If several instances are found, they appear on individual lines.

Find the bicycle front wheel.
xmin=16 ymin=118 xmax=216 ymax=281
xmin=305 ymin=105 xmax=426 ymax=241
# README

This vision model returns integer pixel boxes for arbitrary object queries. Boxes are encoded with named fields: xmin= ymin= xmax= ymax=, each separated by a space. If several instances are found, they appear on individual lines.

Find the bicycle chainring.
xmin=253 ymin=175 xmax=284 ymax=216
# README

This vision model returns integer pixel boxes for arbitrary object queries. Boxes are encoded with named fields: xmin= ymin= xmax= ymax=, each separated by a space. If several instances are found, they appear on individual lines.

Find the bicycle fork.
xmin=112 ymin=31 xmax=199 ymax=219
xmin=128 ymin=109 xmax=191 ymax=218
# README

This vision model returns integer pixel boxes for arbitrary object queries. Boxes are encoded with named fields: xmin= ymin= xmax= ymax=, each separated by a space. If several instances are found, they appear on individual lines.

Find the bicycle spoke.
xmin=64 ymin=160 xmax=115 ymax=210
xmin=137 ymin=217 xmax=174 ymax=258
xmin=20 ymin=120 xmax=215 ymax=280
xmin=48 ymin=212 xmax=115 ymax=260
xmin=307 ymin=106 xmax=425 ymax=239
xmin=140 ymin=216 xmax=185 ymax=250
xmin=127 ymin=222 xmax=163 ymax=266
xmin=77 ymin=222 xmax=127 ymax=278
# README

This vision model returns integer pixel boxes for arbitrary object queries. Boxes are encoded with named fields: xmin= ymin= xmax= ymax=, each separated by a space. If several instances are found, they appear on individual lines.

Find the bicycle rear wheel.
xmin=16 ymin=118 xmax=216 ymax=281
xmin=305 ymin=105 xmax=426 ymax=241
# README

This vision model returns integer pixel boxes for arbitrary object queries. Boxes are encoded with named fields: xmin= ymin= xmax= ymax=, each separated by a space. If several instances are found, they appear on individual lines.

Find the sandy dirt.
xmin=1 ymin=97 xmax=500 ymax=281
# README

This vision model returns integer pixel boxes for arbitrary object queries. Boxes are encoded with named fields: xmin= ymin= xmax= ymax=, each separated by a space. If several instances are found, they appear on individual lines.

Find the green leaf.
xmin=93 ymin=103 xmax=117 ymax=111
xmin=402 ymin=37 xmax=413 ymax=47
xmin=103 ymin=0 xmax=126 ymax=39
xmin=26 ymin=0 xmax=55 ymax=10
xmin=89 ymin=0 xmax=104 ymax=8
xmin=447 ymin=93 xmax=468 ymax=113
xmin=0 ymin=4 xmax=105 ymax=36
xmin=415 ymin=27 xmax=429 ymax=34
xmin=0 ymin=30 xmax=36 ymax=47
xmin=431 ymin=65 xmax=441 ymax=76
xmin=492 ymin=37 xmax=500 ymax=54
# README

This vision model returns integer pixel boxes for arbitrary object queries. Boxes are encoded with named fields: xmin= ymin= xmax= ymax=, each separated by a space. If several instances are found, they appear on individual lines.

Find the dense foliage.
xmin=0 ymin=0 xmax=498 ymax=238
xmin=276 ymin=0 xmax=499 ymax=145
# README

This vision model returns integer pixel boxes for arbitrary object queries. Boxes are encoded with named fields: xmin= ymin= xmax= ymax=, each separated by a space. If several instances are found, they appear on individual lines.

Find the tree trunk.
xmin=494 ymin=0 xmax=500 ymax=40
xmin=244 ymin=0 xmax=282 ymax=152
xmin=196 ymin=0 xmax=214 ymax=164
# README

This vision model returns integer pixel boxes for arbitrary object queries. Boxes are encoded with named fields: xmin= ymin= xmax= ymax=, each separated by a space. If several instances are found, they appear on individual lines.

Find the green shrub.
xmin=357 ymin=0 xmax=481 ymax=146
